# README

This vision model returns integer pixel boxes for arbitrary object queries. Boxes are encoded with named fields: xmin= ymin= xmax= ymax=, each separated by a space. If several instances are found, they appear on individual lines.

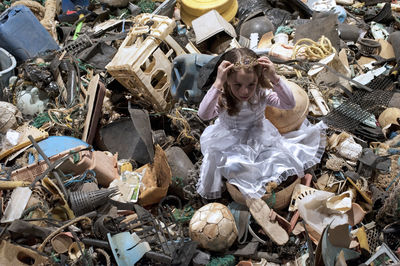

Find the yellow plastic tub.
xmin=181 ymin=0 xmax=234 ymax=17
xmin=181 ymin=0 xmax=238 ymax=26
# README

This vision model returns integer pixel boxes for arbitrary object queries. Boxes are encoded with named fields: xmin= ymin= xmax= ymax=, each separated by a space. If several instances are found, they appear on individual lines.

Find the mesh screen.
xmin=323 ymin=75 xmax=394 ymax=132
xmin=367 ymin=227 xmax=382 ymax=252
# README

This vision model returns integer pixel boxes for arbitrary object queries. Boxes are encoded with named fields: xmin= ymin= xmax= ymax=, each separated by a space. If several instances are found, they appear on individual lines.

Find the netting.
xmin=323 ymin=75 xmax=395 ymax=132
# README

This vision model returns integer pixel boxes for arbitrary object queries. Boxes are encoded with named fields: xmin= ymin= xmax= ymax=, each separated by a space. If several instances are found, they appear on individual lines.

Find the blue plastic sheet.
xmin=28 ymin=136 xmax=89 ymax=164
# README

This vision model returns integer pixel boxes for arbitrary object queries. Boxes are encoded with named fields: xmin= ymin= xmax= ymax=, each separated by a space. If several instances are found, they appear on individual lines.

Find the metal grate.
xmin=323 ymin=75 xmax=394 ymax=132
xmin=384 ymin=231 xmax=400 ymax=251
xmin=323 ymin=100 xmax=375 ymax=131
xmin=61 ymin=34 xmax=93 ymax=55
xmin=367 ymin=227 xmax=381 ymax=252
xmin=353 ymin=76 xmax=394 ymax=109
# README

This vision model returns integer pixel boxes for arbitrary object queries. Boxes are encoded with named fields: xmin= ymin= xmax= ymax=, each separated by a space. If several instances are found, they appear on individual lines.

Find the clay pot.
xmin=265 ymin=80 xmax=309 ymax=134
xmin=378 ymin=107 xmax=400 ymax=128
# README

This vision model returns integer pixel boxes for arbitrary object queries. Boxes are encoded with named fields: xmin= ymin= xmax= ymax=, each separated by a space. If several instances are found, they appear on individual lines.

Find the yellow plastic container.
xmin=181 ymin=0 xmax=234 ymax=17
xmin=181 ymin=0 xmax=238 ymax=26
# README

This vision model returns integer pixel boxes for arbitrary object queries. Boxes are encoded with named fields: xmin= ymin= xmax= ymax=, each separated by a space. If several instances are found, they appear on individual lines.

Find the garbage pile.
xmin=0 ymin=0 xmax=400 ymax=265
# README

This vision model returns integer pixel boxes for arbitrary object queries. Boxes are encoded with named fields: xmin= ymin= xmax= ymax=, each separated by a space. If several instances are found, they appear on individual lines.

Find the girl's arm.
xmin=198 ymin=86 xmax=223 ymax=120
xmin=265 ymin=78 xmax=296 ymax=110
xmin=198 ymin=60 xmax=232 ymax=120
xmin=257 ymin=56 xmax=295 ymax=109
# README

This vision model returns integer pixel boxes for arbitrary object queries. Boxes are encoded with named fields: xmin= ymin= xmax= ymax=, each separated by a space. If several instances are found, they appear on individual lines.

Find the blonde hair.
xmin=218 ymin=48 xmax=271 ymax=116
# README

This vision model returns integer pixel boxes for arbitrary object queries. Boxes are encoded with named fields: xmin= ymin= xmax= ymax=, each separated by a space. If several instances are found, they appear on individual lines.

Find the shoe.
xmin=246 ymin=198 xmax=289 ymax=245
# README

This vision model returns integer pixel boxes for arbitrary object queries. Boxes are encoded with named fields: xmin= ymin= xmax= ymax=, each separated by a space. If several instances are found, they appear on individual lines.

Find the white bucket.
xmin=273 ymin=33 xmax=289 ymax=45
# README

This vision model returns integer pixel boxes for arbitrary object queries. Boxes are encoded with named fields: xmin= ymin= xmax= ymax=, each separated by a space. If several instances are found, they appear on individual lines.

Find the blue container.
xmin=62 ymin=0 xmax=89 ymax=13
xmin=0 ymin=5 xmax=59 ymax=63
xmin=171 ymin=54 xmax=215 ymax=103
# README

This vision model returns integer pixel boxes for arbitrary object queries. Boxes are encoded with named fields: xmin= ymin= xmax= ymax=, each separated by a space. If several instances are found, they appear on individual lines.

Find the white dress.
xmin=197 ymin=87 xmax=327 ymax=199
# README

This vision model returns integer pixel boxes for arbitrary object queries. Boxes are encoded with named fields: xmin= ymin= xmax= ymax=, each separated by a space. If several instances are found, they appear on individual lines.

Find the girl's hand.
xmin=258 ymin=56 xmax=280 ymax=84
xmin=213 ymin=60 xmax=233 ymax=92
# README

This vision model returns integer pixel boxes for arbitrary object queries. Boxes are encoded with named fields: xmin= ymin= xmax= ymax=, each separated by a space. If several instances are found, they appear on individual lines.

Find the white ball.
xmin=189 ymin=203 xmax=238 ymax=252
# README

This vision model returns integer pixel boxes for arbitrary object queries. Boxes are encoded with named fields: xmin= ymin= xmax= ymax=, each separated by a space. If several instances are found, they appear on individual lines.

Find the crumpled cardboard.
xmin=192 ymin=10 xmax=236 ymax=45
xmin=138 ymin=144 xmax=172 ymax=206
xmin=0 ymin=101 xmax=22 ymax=134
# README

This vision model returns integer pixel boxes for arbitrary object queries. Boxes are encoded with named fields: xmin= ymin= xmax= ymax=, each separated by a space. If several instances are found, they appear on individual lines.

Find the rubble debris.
xmin=171 ymin=53 xmax=215 ymax=103
xmin=106 ymin=13 xmax=182 ymax=112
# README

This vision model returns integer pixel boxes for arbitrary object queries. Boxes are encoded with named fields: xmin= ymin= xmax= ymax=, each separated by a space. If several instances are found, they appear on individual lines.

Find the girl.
xmin=197 ymin=48 xmax=326 ymax=199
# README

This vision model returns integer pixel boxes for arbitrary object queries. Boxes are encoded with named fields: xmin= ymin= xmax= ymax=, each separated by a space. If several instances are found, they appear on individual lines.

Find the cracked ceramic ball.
xmin=189 ymin=202 xmax=238 ymax=252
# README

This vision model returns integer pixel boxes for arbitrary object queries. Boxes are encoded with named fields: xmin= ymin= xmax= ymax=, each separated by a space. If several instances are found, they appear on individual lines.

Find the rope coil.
xmin=292 ymin=36 xmax=336 ymax=77
xmin=293 ymin=36 xmax=336 ymax=61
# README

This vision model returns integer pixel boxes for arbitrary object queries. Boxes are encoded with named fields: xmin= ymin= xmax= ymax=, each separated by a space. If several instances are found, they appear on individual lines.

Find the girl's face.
xmin=227 ymin=69 xmax=258 ymax=102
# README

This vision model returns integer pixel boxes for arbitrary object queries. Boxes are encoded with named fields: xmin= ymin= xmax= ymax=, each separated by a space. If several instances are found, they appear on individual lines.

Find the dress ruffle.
xmin=197 ymin=103 xmax=327 ymax=199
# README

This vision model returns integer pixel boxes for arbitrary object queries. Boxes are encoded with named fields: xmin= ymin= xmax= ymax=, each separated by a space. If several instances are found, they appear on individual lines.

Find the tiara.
xmin=233 ymin=56 xmax=258 ymax=70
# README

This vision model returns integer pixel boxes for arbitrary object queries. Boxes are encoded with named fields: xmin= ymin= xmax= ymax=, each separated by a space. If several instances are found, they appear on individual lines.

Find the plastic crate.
xmin=106 ymin=14 xmax=185 ymax=112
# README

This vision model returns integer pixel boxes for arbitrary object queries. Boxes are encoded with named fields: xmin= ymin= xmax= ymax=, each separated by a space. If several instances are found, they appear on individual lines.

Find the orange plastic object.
xmin=138 ymin=145 xmax=172 ymax=206
xmin=346 ymin=177 xmax=373 ymax=205
xmin=59 ymin=151 xmax=119 ymax=187
xmin=355 ymin=226 xmax=370 ymax=252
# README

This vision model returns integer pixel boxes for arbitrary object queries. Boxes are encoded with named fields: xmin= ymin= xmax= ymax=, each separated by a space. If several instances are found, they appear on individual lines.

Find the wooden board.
xmin=82 ymin=74 xmax=99 ymax=143
xmin=86 ymin=81 xmax=106 ymax=145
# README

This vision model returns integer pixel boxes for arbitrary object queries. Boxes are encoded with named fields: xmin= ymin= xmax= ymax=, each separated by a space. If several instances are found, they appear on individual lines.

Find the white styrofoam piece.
xmin=192 ymin=10 xmax=237 ymax=45
xmin=1 ymin=187 xmax=32 ymax=223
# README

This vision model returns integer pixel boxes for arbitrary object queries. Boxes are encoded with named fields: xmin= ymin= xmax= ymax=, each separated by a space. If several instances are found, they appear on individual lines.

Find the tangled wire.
xmin=182 ymin=159 xmax=202 ymax=201
xmin=166 ymin=105 xmax=206 ymax=152
xmin=32 ymin=103 xmax=86 ymax=137
xmin=167 ymin=107 xmax=197 ymax=145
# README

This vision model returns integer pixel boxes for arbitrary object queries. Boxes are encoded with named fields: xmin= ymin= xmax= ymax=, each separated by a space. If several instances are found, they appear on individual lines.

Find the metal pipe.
xmin=28 ymin=135 xmax=69 ymax=201
xmin=81 ymin=238 xmax=110 ymax=250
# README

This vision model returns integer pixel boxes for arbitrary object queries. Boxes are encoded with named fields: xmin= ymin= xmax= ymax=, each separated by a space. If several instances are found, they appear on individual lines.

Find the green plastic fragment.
xmin=207 ymin=255 xmax=236 ymax=266
xmin=137 ymin=0 xmax=156 ymax=13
